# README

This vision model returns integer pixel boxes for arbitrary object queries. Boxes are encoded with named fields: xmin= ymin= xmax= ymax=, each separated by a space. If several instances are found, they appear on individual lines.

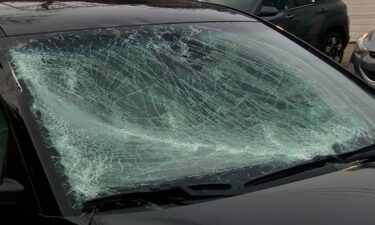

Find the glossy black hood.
xmin=92 ymin=163 xmax=375 ymax=225
xmin=0 ymin=1 xmax=255 ymax=37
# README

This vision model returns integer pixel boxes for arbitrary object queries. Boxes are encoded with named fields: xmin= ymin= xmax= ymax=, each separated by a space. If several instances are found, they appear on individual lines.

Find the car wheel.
xmin=323 ymin=32 xmax=344 ymax=63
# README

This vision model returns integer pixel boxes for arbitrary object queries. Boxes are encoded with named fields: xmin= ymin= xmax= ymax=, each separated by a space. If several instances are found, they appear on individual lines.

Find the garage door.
xmin=342 ymin=0 xmax=375 ymax=41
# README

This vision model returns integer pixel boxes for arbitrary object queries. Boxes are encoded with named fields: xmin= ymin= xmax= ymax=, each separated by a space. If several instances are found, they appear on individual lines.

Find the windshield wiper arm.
xmin=82 ymin=183 xmax=235 ymax=212
xmin=244 ymin=154 xmax=344 ymax=187
xmin=245 ymin=143 xmax=375 ymax=187
xmin=336 ymin=143 xmax=375 ymax=162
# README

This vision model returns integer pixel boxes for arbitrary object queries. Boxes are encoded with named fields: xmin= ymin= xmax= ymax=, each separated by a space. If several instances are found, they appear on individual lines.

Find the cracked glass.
xmin=8 ymin=22 xmax=375 ymax=204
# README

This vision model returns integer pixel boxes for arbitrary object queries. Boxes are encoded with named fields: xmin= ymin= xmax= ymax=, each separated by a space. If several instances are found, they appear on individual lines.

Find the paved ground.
xmin=342 ymin=43 xmax=355 ymax=67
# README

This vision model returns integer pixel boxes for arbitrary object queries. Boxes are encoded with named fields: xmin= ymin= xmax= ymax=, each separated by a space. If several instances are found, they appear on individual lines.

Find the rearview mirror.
xmin=257 ymin=6 xmax=279 ymax=17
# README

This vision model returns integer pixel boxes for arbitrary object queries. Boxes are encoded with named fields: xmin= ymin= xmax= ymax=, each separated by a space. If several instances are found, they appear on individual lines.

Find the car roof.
xmin=0 ymin=0 xmax=256 ymax=37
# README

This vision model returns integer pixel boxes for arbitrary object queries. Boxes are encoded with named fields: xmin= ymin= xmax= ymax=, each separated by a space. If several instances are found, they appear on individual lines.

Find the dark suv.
xmin=201 ymin=0 xmax=350 ymax=62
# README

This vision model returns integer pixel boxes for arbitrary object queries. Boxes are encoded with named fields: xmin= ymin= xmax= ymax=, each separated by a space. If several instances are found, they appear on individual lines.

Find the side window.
xmin=262 ymin=0 xmax=289 ymax=11
xmin=0 ymin=108 xmax=8 ymax=178
xmin=294 ymin=0 xmax=314 ymax=7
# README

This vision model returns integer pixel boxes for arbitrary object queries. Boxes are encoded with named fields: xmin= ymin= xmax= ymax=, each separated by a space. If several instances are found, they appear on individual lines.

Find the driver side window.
xmin=262 ymin=0 xmax=289 ymax=11
xmin=0 ymin=108 xmax=8 ymax=177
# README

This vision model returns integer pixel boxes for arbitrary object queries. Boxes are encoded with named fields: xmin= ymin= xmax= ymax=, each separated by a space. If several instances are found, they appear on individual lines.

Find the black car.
xmin=1 ymin=1 xmax=375 ymax=225
xmin=201 ymin=0 xmax=350 ymax=62
xmin=349 ymin=30 xmax=375 ymax=88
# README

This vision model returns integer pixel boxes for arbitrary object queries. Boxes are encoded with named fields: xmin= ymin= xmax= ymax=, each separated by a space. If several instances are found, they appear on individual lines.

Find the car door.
xmin=256 ymin=0 xmax=293 ymax=31
xmin=285 ymin=0 xmax=324 ymax=46
xmin=257 ymin=0 xmax=323 ymax=46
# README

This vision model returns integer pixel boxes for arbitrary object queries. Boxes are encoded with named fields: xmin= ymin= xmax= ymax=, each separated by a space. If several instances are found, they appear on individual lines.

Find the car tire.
xmin=322 ymin=32 xmax=345 ymax=63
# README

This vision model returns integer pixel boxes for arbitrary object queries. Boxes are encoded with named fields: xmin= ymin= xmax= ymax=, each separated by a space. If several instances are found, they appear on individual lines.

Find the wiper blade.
xmin=82 ymin=183 xmax=235 ymax=212
xmin=336 ymin=143 xmax=375 ymax=162
xmin=245 ymin=143 xmax=375 ymax=187
xmin=244 ymin=154 xmax=343 ymax=187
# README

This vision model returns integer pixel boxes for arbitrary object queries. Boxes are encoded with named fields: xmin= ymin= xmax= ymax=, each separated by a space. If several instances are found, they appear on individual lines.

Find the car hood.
xmin=0 ymin=1 xmax=254 ymax=36
xmin=91 ymin=162 xmax=375 ymax=225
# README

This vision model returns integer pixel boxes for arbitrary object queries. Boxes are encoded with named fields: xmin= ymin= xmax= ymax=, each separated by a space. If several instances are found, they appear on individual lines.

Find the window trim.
xmin=288 ymin=0 xmax=315 ymax=10
xmin=260 ymin=0 xmax=289 ymax=11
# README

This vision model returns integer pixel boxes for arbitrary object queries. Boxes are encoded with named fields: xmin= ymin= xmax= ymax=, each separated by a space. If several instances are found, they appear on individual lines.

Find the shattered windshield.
xmin=8 ymin=22 xmax=375 ymax=205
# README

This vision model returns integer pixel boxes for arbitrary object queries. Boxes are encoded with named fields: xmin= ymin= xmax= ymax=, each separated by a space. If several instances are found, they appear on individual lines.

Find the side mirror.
xmin=0 ymin=178 xmax=25 ymax=211
xmin=257 ymin=6 xmax=279 ymax=17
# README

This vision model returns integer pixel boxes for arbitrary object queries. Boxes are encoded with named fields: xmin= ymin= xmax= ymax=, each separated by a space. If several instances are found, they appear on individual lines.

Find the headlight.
xmin=355 ymin=33 xmax=369 ymax=54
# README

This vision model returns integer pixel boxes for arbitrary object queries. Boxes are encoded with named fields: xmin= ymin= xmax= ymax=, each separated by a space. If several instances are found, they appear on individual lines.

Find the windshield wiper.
xmin=83 ymin=143 xmax=375 ymax=212
xmin=245 ymin=143 xmax=375 ymax=187
xmin=336 ymin=142 xmax=375 ymax=161
xmin=82 ymin=183 xmax=237 ymax=212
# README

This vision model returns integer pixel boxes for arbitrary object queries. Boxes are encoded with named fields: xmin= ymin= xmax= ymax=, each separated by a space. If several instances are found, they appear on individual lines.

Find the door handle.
xmin=319 ymin=8 xmax=328 ymax=13
xmin=285 ymin=14 xmax=295 ymax=19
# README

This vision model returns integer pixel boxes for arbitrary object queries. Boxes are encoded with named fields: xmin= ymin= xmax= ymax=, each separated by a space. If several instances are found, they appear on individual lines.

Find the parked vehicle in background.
xmin=200 ymin=0 xmax=350 ymax=62
xmin=349 ymin=30 xmax=375 ymax=88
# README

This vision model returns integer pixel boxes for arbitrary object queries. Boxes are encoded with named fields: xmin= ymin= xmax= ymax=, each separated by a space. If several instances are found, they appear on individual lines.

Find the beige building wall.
xmin=342 ymin=0 xmax=375 ymax=41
